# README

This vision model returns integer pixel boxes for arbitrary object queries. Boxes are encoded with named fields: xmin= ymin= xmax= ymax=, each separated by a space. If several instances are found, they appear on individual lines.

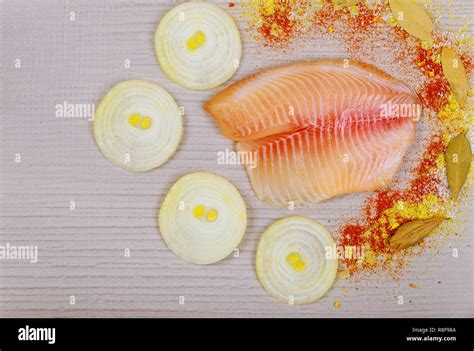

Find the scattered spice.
xmin=409 ymin=283 xmax=417 ymax=288
xmin=236 ymin=0 xmax=473 ymax=278
xmin=240 ymin=0 xmax=312 ymax=47
xmin=313 ymin=1 xmax=338 ymax=29
xmin=416 ymin=43 xmax=451 ymax=112
xmin=338 ymin=136 xmax=448 ymax=275
xmin=333 ymin=0 xmax=360 ymax=7
xmin=418 ymin=77 xmax=451 ymax=112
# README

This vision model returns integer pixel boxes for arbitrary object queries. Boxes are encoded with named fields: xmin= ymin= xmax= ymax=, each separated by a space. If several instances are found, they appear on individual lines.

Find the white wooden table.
xmin=0 ymin=0 xmax=472 ymax=317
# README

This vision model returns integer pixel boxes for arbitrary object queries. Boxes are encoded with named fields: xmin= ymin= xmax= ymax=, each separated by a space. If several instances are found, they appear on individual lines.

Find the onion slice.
xmin=256 ymin=216 xmax=338 ymax=304
xmin=154 ymin=2 xmax=242 ymax=90
xmin=93 ymin=80 xmax=182 ymax=172
xmin=158 ymin=172 xmax=247 ymax=264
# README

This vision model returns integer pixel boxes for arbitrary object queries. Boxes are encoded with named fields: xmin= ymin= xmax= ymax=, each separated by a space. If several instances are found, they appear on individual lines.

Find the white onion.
xmin=256 ymin=216 xmax=338 ymax=304
xmin=154 ymin=1 xmax=242 ymax=90
xmin=93 ymin=80 xmax=182 ymax=172
xmin=158 ymin=172 xmax=247 ymax=264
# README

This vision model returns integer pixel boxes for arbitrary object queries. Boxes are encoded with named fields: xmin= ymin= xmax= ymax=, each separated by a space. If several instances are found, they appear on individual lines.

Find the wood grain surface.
xmin=0 ymin=0 xmax=473 ymax=318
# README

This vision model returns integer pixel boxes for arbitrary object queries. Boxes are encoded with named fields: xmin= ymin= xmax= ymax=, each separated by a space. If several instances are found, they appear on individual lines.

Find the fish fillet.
xmin=205 ymin=60 xmax=420 ymax=207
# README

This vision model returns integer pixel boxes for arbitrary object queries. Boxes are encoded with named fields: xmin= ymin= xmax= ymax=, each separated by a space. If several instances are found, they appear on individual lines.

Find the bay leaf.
xmin=389 ymin=0 xmax=434 ymax=42
xmin=445 ymin=130 xmax=472 ymax=200
xmin=442 ymin=47 xmax=469 ymax=107
xmin=389 ymin=217 xmax=447 ymax=250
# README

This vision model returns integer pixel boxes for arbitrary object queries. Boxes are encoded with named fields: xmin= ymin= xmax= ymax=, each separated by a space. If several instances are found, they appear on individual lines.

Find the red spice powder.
xmin=416 ymin=46 xmax=443 ymax=77
xmin=346 ymin=3 xmax=381 ymax=32
xmin=415 ymin=45 xmax=451 ymax=112
xmin=229 ymin=2 xmax=235 ymax=8
xmin=258 ymin=1 xmax=298 ymax=46
xmin=312 ymin=1 xmax=394 ymax=54
xmin=419 ymin=78 xmax=451 ymax=112
xmin=313 ymin=2 xmax=383 ymax=30
xmin=460 ymin=52 xmax=474 ymax=72
xmin=343 ymin=3 xmax=386 ymax=52
xmin=313 ymin=0 xmax=338 ymax=28
xmin=408 ymin=136 xmax=446 ymax=201
xmin=416 ymin=43 xmax=473 ymax=112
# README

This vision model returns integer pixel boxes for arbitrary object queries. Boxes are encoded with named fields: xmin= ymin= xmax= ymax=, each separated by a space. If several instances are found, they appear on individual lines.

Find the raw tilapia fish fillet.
xmin=205 ymin=60 xmax=420 ymax=207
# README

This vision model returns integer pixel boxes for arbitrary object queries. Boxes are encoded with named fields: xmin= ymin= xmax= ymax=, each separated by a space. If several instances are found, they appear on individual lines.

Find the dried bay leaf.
xmin=445 ymin=130 xmax=472 ymax=200
xmin=389 ymin=0 xmax=434 ymax=42
xmin=442 ymin=47 xmax=469 ymax=107
xmin=389 ymin=217 xmax=447 ymax=250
